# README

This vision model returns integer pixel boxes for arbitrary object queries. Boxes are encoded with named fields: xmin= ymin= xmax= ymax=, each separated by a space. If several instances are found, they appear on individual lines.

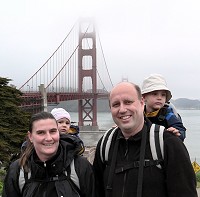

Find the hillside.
xmin=171 ymin=98 xmax=200 ymax=110
xmin=48 ymin=98 xmax=200 ymax=112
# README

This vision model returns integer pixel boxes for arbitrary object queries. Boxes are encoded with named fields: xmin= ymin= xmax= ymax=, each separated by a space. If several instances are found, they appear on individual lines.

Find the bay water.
xmin=70 ymin=110 xmax=200 ymax=164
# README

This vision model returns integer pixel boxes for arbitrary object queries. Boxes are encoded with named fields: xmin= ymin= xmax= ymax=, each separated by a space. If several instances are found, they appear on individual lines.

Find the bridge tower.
xmin=78 ymin=19 xmax=98 ymax=131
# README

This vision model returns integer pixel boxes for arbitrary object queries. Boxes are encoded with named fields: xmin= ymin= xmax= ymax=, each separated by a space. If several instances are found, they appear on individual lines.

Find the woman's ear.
xmin=28 ymin=131 xmax=32 ymax=143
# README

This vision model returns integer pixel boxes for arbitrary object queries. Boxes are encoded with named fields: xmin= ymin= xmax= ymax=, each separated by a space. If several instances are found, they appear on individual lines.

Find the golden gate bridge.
xmin=19 ymin=18 xmax=114 ymax=130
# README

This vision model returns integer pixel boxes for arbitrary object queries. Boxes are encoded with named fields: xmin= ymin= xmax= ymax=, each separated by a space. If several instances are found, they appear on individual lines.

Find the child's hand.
xmin=167 ymin=127 xmax=181 ymax=137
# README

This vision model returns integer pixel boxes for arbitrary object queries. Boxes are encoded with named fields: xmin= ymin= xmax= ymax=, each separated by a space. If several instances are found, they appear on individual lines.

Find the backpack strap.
xmin=65 ymin=159 xmax=82 ymax=196
xmin=100 ymin=127 xmax=118 ymax=163
xmin=115 ymin=159 xmax=162 ymax=173
xmin=105 ymin=136 xmax=119 ymax=197
xmin=19 ymin=168 xmax=31 ymax=193
xmin=19 ymin=159 xmax=81 ymax=195
xmin=137 ymin=123 xmax=148 ymax=197
xmin=149 ymin=124 xmax=165 ymax=169
xmin=67 ymin=159 xmax=80 ymax=189
xmin=100 ymin=124 xmax=164 ymax=197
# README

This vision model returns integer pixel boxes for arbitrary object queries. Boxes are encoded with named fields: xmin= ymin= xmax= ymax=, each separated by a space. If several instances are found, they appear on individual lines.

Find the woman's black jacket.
xmin=3 ymin=139 xmax=95 ymax=197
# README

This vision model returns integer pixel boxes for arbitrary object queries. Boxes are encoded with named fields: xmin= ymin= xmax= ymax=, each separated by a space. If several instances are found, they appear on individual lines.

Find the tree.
xmin=0 ymin=77 xmax=31 ymax=167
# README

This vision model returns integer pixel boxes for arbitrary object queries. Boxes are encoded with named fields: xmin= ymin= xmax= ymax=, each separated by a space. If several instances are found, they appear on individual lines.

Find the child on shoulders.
xmin=141 ymin=74 xmax=186 ymax=141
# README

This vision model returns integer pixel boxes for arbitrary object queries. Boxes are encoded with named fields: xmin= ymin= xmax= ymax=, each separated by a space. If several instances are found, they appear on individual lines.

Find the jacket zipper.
xmin=122 ymin=140 xmax=129 ymax=197
xmin=122 ymin=172 xmax=127 ymax=197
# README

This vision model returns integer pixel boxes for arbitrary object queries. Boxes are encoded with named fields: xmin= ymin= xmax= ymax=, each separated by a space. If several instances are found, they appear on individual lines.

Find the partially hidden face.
xmin=57 ymin=117 xmax=71 ymax=134
xmin=28 ymin=118 xmax=60 ymax=162
xmin=143 ymin=90 xmax=167 ymax=112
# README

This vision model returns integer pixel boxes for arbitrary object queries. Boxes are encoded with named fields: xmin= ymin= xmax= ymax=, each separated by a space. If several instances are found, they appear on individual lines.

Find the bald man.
xmin=93 ymin=82 xmax=197 ymax=197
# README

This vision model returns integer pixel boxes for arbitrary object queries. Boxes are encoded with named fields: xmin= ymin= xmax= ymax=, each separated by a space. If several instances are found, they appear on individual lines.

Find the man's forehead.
xmin=111 ymin=83 xmax=135 ymax=95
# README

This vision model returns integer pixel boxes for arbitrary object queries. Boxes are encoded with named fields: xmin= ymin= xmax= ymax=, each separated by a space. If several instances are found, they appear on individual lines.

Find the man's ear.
xmin=140 ymin=97 xmax=145 ymax=106
xmin=142 ymin=95 xmax=147 ymax=103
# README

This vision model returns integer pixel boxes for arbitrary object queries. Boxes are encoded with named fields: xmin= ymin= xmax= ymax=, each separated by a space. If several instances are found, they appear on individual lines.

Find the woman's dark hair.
xmin=19 ymin=112 xmax=57 ymax=171
xmin=29 ymin=111 xmax=56 ymax=133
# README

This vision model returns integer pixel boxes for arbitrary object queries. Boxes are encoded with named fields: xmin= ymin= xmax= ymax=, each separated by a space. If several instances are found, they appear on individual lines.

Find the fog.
xmin=1 ymin=0 xmax=200 ymax=99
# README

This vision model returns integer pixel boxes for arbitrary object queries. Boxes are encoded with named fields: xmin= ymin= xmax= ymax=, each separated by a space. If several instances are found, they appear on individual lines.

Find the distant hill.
xmin=171 ymin=98 xmax=200 ymax=110
xmin=48 ymin=98 xmax=200 ymax=112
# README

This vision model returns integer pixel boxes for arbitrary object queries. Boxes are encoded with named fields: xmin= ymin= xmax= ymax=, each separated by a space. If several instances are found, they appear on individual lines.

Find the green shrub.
xmin=196 ymin=171 xmax=200 ymax=183
xmin=0 ymin=181 xmax=3 ymax=195
xmin=0 ymin=168 xmax=5 ymax=195
xmin=0 ymin=168 xmax=5 ymax=181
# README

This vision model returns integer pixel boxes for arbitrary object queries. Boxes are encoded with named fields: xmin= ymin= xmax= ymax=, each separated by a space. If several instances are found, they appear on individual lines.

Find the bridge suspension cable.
xmin=97 ymin=31 xmax=114 ymax=89
xmin=19 ymin=18 xmax=113 ymax=96
xmin=19 ymin=18 xmax=113 ymax=129
xmin=19 ymin=20 xmax=79 ymax=91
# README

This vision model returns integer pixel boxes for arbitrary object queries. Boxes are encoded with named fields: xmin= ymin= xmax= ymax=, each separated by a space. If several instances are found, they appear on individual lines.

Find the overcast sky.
xmin=1 ymin=0 xmax=200 ymax=100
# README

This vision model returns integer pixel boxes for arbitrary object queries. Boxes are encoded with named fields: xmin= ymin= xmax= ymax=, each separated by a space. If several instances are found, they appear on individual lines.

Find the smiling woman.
xmin=28 ymin=117 xmax=60 ymax=162
xmin=2 ymin=111 xmax=95 ymax=197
